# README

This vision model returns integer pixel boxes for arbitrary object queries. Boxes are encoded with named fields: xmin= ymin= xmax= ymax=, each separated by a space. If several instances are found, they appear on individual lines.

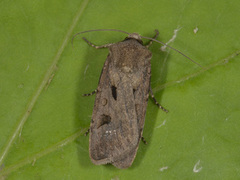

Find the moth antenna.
xmin=72 ymin=29 xmax=204 ymax=69
xmin=141 ymin=35 xmax=205 ymax=69
xmin=71 ymin=29 xmax=130 ymax=46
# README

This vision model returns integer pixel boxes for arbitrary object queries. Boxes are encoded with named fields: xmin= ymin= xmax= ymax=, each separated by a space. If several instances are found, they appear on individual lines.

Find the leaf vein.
xmin=0 ymin=0 xmax=89 ymax=166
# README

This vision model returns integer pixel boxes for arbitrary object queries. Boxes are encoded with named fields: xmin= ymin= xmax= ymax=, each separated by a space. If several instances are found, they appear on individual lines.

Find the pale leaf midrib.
xmin=153 ymin=49 xmax=240 ymax=93
xmin=0 ymin=129 xmax=85 ymax=176
xmin=0 ymin=0 xmax=89 ymax=166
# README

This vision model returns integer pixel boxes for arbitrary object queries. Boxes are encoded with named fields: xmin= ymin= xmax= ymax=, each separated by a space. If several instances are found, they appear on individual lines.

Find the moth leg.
xmin=84 ymin=128 xmax=90 ymax=136
xmin=82 ymin=89 xmax=98 ymax=96
xmin=141 ymin=137 xmax=148 ymax=144
xmin=150 ymin=87 xmax=169 ymax=113
xmin=145 ymin=29 xmax=159 ymax=48
xmin=82 ymin=37 xmax=114 ymax=49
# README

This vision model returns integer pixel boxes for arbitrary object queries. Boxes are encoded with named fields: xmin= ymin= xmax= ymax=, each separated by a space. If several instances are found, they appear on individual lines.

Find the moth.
xmin=72 ymin=29 xmax=203 ymax=169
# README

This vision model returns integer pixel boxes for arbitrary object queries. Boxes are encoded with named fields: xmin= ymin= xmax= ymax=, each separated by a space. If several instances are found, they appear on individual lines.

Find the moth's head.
xmin=124 ymin=33 xmax=143 ymax=44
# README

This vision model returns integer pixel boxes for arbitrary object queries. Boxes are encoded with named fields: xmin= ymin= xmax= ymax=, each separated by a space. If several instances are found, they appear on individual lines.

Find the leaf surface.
xmin=0 ymin=0 xmax=239 ymax=179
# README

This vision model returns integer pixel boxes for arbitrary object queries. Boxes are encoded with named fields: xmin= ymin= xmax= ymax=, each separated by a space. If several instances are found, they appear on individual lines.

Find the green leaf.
xmin=1 ymin=0 xmax=240 ymax=179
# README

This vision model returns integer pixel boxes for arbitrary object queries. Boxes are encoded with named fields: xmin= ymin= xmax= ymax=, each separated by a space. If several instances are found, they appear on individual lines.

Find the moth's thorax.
xmin=127 ymin=33 xmax=141 ymax=41
xmin=109 ymin=39 xmax=152 ymax=73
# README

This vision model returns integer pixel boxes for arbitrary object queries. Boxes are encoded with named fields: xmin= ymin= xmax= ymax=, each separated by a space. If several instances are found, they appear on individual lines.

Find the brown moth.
xmin=72 ymin=29 xmax=203 ymax=169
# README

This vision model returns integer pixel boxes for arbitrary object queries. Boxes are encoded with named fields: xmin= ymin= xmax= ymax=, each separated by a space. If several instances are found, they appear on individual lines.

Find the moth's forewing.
xmin=89 ymin=38 xmax=152 ymax=169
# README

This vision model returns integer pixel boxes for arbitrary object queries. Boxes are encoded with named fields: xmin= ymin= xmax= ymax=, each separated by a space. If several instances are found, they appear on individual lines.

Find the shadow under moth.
xmin=72 ymin=29 xmax=203 ymax=169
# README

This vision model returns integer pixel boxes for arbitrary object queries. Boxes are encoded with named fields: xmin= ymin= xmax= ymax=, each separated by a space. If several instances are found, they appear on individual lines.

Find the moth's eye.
xmin=111 ymin=85 xmax=117 ymax=100
xmin=97 ymin=114 xmax=111 ymax=129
